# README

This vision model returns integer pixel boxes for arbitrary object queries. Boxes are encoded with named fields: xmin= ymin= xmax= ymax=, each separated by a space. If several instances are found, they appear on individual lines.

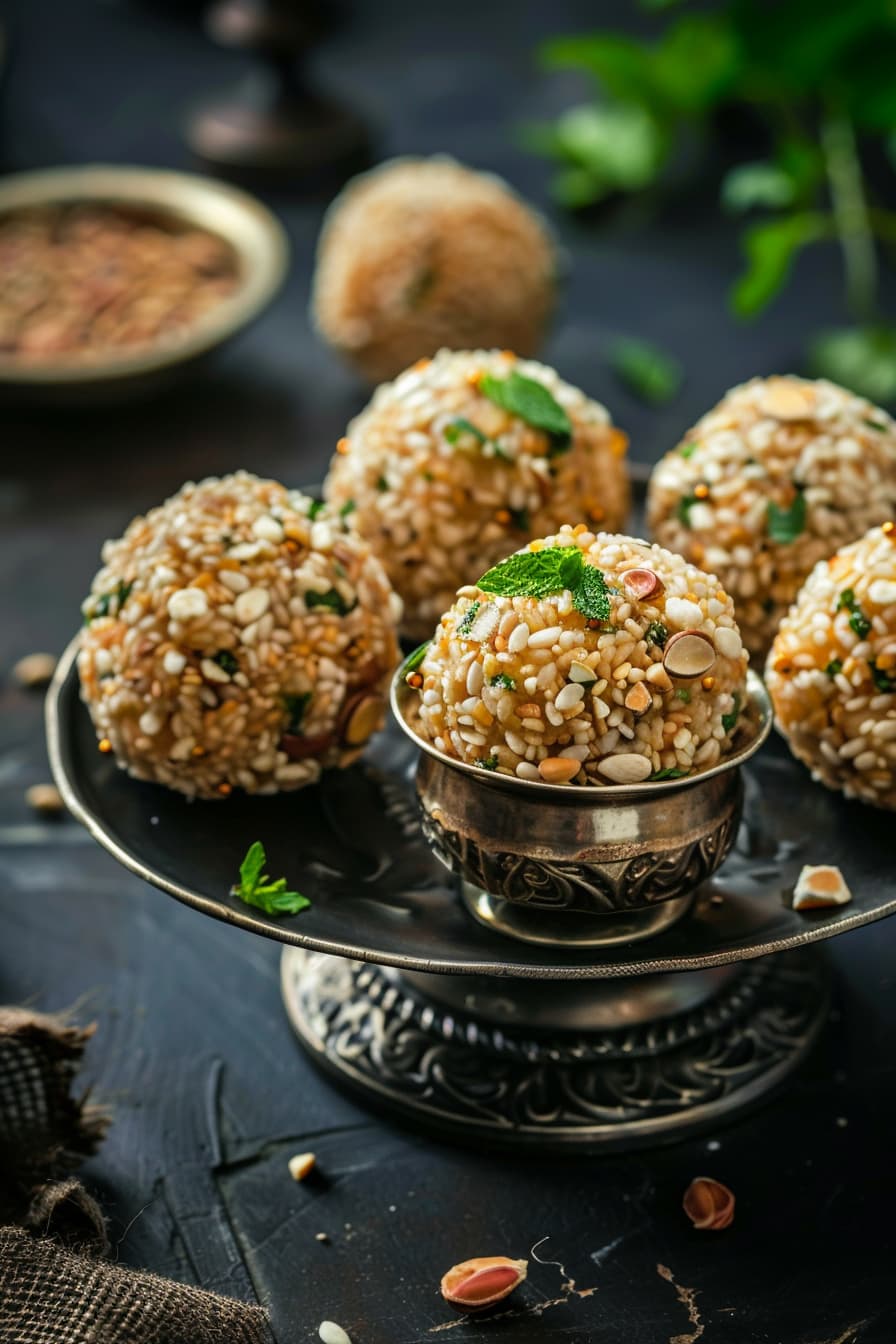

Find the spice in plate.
xmin=405 ymin=525 xmax=748 ymax=787
xmin=0 ymin=203 xmax=239 ymax=363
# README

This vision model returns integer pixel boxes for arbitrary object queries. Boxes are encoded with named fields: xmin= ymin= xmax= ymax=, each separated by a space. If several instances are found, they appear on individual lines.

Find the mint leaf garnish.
xmin=572 ymin=564 xmax=611 ymax=621
xmin=479 ymin=371 xmax=572 ymax=448
xmin=339 ymin=499 xmax=356 ymax=518
xmin=489 ymin=672 xmax=516 ymax=690
xmin=645 ymin=621 xmax=668 ymax=647
xmin=457 ymin=600 xmax=481 ymax=636
xmin=680 ymin=441 xmax=698 ymax=459
xmin=837 ymin=588 xmax=871 ymax=639
xmin=825 ymin=659 xmax=843 ymax=678
xmin=721 ymin=691 xmax=741 ymax=734
xmin=404 ymin=641 xmax=430 ymax=673
xmin=233 ymin=841 xmax=309 ymax=916
xmin=677 ymin=495 xmax=697 ymax=527
xmin=477 ymin=546 xmax=610 ymax=622
xmin=444 ymin=417 xmax=487 ymax=446
xmin=306 ymin=588 xmax=353 ymax=616
xmin=650 ymin=767 xmax=689 ymax=780
xmin=213 ymin=649 xmax=239 ymax=675
xmin=475 ymin=755 xmax=499 ymax=771
xmin=283 ymin=692 xmax=311 ymax=733
xmin=307 ymin=498 xmax=326 ymax=520
xmin=870 ymin=659 xmax=896 ymax=693
xmin=766 ymin=491 xmax=806 ymax=544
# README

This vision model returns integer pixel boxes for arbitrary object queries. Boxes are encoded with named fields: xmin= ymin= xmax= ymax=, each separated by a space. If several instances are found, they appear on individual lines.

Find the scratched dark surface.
xmin=2 ymin=1 xmax=896 ymax=1341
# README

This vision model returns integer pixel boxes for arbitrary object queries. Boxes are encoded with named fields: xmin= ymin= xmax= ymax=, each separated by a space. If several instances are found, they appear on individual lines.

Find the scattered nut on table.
xmin=440 ymin=1255 xmax=528 ymax=1311
xmin=683 ymin=1176 xmax=735 ymax=1230
xmin=287 ymin=1151 xmax=316 ymax=1181
xmin=792 ymin=864 xmax=852 ymax=911
xmin=12 ymin=652 xmax=57 ymax=689
xmin=318 ymin=1322 xmax=352 ymax=1344
xmin=25 ymin=783 xmax=65 ymax=816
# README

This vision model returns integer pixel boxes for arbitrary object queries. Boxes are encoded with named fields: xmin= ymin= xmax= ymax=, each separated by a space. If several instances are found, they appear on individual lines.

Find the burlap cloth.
xmin=0 ymin=1006 xmax=270 ymax=1344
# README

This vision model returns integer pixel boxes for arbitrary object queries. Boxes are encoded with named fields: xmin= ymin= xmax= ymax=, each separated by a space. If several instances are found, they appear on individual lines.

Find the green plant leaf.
xmin=766 ymin=492 xmax=807 ymax=544
xmin=650 ymin=15 xmax=740 ymax=114
xmin=479 ymin=371 xmax=572 ymax=443
xmin=731 ymin=213 xmax=828 ymax=318
xmin=239 ymin=841 xmax=266 ymax=894
xmin=550 ymin=103 xmax=665 ymax=196
xmin=721 ymin=161 xmax=796 ymax=213
xmin=572 ymin=565 xmax=611 ymax=621
xmin=809 ymin=326 xmax=896 ymax=404
xmin=478 ymin=546 xmax=584 ymax=599
xmin=233 ymin=841 xmax=309 ymax=916
xmin=541 ymin=33 xmax=658 ymax=104
xmin=403 ymin=642 xmax=430 ymax=674
xmin=609 ymin=337 xmax=682 ymax=406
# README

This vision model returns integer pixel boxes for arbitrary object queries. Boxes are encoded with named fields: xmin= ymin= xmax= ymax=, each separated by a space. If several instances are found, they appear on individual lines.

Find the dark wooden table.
xmin=2 ymin=3 xmax=895 ymax=1341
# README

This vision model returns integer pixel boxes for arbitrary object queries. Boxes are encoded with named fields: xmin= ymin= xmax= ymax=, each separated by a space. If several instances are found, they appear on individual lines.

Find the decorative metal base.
xmin=281 ymin=947 xmax=829 ymax=1150
xmin=462 ymin=883 xmax=695 ymax=946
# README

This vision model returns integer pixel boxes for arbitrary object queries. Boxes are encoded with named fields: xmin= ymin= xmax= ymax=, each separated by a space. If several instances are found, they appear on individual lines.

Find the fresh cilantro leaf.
xmin=233 ymin=841 xmax=310 ymax=917
xmin=650 ymin=767 xmax=689 ymax=780
xmin=870 ymin=659 xmax=896 ymax=693
xmin=457 ymin=601 xmax=481 ymax=636
xmin=490 ymin=673 xmax=517 ymax=690
xmin=825 ymin=659 xmax=843 ymax=678
xmin=609 ymin=337 xmax=682 ymax=406
xmin=339 ymin=499 xmax=356 ymax=518
xmin=306 ymin=588 xmax=353 ymax=616
xmin=404 ymin=641 xmax=430 ymax=674
xmin=572 ymin=564 xmax=611 ymax=621
xmin=645 ymin=621 xmax=668 ymax=647
xmin=444 ymin=417 xmax=487 ymax=446
xmin=721 ymin=691 xmax=741 ymax=733
xmin=283 ymin=692 xmax=311 ymax=733
xmin=766 ymin=491 xmax=806 ymax=544
xmin=307 ymin=498 xmax=326 ymax=520
xmin=479 ymin=371 xmax=572 ymax=446
xmin=213 ymin=649 xmax=239 ymax=675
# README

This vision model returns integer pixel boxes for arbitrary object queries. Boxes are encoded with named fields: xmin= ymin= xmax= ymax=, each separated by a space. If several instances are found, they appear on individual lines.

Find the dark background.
xmin=2 ymin=3 xmax=895 ymax=1342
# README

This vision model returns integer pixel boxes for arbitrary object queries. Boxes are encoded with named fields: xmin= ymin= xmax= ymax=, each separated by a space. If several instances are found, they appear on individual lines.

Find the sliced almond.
xmin=569 ymin=660 xmax=598 ymax=685
xmin=645 ymin=662 xmax=673 ymax=691
xmin=624 ymin=682 xmax=652 ymax=715
xmin=622 ymin=568 xmax=663 ymax=601
xmin=342 ymin=692 xmax=385 ymax=746
xmin=757 ymin=376 xmax=816 ymax=421
xmin=288 ymin=1152 xmax=316 ymax=1181
xmin=597 ymin=753 xmax=653 ymax=784
xmin=662 ymin=630 xmax=716 ymax=680
xmin=792 ymin=864 xmax=852 ymax=911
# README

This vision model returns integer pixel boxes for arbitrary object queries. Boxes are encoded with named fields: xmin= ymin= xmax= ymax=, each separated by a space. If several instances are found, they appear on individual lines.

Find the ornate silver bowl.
xmin=392 ymin=667 xmax=772 ymax=946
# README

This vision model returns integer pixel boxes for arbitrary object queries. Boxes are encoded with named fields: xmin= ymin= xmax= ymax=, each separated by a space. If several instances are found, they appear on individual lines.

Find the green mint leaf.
xmin=850 ymin=610 xmax=871 ymax=639
xmin=609 ymin=337 xmax=682 ymax=407
xmin=721 ymin=691 xmax=741 ymax=734
xmin=489 ymin=673 xmax=516 ymax=690
xmin=650 ymin=767 xmax=689 ymax=780
xmin=238 ymin=841 xmax=266 ymax=895
xmin=475 ymin=755 xmax=499 ymax=771
xmin=721 ymin=160 xmax=796 ymax=214
xmin=680 ymin=441 xmax=698 ymax=459
xmin=645 ymin=621 xmax=668 ymax=648
xmin=572 ymin=565 xmax=611 ymax=621
xmin=306 ymin=588 xmax=352 ymax=616
xmin=234 ymin=841 xmax=309 ymax=915
xmin=457 ymin=601 xmax=481 ymax=636
xmin=870 ymin=659 xmax=896 ymax=693
xmin=825 ymin=659 xmax=843 ymax=678
xmin=307 ymin=498 xmax=326 ymax=520
xmin=213 ymin=649 xmax=239 ymax=675
xmin=677 ymin=495 xmax=697 ymax=527
xmin=404 ymin=642 xmax=430 ymax=674
xmin=477 ymin=546 xmax=585 ymax=600
xmin=731 ymin=213 xmax=828 ymax=319
xmin=479 ymin=371 xmax=572 ymax=445
xmin=766 ymin=492 xmax=806 ymax=544
xmin=676 ymin=687 xmax=691 ymax=703
xmin=837 ymin=589 xmax=856 ymax=612
xmin=283 ymin=692 xmax=311 ymax=733
xmin=339 ymin=499 xmax=356 ymax=518
xmin=444 ymin=417 xmax=487 ymax=446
